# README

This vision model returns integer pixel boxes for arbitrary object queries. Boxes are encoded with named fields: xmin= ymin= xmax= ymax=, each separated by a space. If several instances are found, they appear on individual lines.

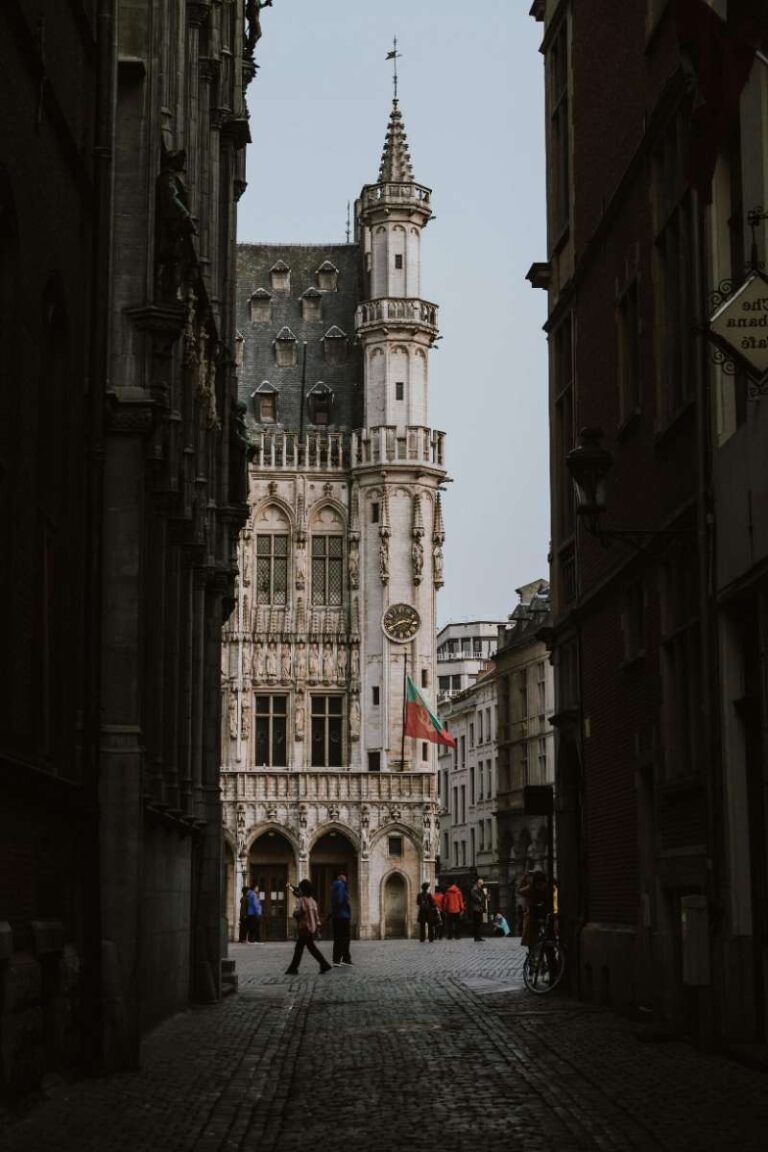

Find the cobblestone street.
xmin=2 ymin=938 xmax=767 ymax=1152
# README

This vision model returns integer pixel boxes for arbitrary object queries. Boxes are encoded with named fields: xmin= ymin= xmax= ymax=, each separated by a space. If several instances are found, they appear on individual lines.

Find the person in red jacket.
xmin=443 ymin=883 xmax=465 ymax=940
xmin=432 ymin=885 xmax=445 ymax=941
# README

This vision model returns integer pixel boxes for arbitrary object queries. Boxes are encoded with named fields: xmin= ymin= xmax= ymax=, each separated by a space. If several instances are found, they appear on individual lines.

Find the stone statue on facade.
xmin=295 ymin=545 xmax=306 ymax=591
xmin=322 ymin=644 xmax=335 ymax=684
xmin=348 ymin=542 xmax=359 ymax=589
xmin=308 ymin=642 xmax=319 ymax=682
xmin=241 ymin=532 xmax=252 ymax=586
xmin=379 ymin=535 xmax=389 ymax=582
xmin=241 ymin=695 xmax=251 ymax=739
xmin=154 ymin=147 xmax=197 ymax=301
xmin=228 ymin=693 xmax=238 ymax=740
xmin=265 ymin=642 xmax=278 ymax=681
xmin=295 ymin=699 xmax=305 ymax=741
xmin=295 ymin=640 xmax=307 ymax=682
xmin=252 ymin=641 xmax=265 ymax=681
xmin=336 ymin=644 xmax=348 ymax=682
xmin=349 ymin=696 xmax=361 ymax=742
xmin=280 ymin=643 xmax=292 ymax=682
xmin=412 ymin=538 xmax=424 ymax=581
xmin=432 ymin=543 xmax=444 ymax=585
xmin=350 ymin=645 xmax=360 ymax=681
xmin=244 ymin=0 xmax=273 ymax=59
xmin=360 ymin=807 xmax=370 ymax=858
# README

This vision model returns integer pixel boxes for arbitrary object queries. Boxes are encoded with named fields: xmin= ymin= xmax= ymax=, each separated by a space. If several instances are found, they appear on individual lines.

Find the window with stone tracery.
xmin=255 ymin=695 xmax=287 ymax=767
xmin=311 ymin=695 xmax=343 ymax=767
xmin=256 ymin=534 xmax=288 ymax=604
xmin=311 ymin=534 xmax=343 ymax=606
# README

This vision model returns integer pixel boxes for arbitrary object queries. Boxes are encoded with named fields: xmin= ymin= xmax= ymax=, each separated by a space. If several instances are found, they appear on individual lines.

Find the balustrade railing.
xmin=249 ymin=426 xmax=446 ymax=472
xmin=355 ymin=297 xmax=438 ymax=331
xmin=220 ymin=769 xmax=436 ymax=804
xmin=361 ymin=181 xmax=432 ymax=209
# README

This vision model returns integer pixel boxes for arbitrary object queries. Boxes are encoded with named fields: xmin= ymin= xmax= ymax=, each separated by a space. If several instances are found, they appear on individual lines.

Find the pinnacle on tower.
xmin=378 ymin=100 xmax=414 ymax=184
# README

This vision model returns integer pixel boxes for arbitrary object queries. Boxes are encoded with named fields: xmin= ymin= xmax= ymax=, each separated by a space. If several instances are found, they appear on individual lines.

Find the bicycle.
xmin=522 ymin=912 xmax=566 ymax=994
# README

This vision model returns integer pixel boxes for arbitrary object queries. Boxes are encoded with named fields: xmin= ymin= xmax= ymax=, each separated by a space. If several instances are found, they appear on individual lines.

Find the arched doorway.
xmin=383 ymin=872 xmax=407 ymax=938
xmin=249 ymin=830 xmax=295 ymax=941
xmin=310 ymin=831 xmax=357 ymax=931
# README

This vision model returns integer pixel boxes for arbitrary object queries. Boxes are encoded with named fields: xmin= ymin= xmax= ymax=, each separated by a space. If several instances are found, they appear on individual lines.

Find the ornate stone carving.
xmin=432 ymin=543 xmax=444 ymax=588
xmin=265 ymin=642 xmax=278 ymax=680
xmin=155 ymin=147 xmax=197 ymax=301
xmin=252 ymin=641 xmax=265 ymax=681
xmin=280 ymin=643 xmax=292 ymax=682
xmin=379 ymin=534 xmax=390 ymax=583
xmin=348 ymin=539 xmax=359 ymax=588
xmin=295 ymin=544 xmax=306 ymax=591
xmin=236 ymin=804 xmax=246 ymax=855
xmin=295 ymin=698 xmax=305 ymax=741
xmin=228 ymin=693 xmax=238 ymax=739
xmin=328 ymin=804 xmax=340 ymax=822
xmin=336 ymin=644 xmax=347 ymax=682
xmin=322 ymin=644 xmax=335 ymax=684
xmin=350 ymin=645 xmax=360 ymax=681
xmin=308 ymin=642 xmax=319 ymax=682
xmin=411 ymin=538 xmax=424 ymax=583
xmin=241 ymin=695 xmax=251 ymax=739
xmin=295 ymin=640 xmax=307 ymax=682
xmin=349 ymin=696 xmax=360 ymax=742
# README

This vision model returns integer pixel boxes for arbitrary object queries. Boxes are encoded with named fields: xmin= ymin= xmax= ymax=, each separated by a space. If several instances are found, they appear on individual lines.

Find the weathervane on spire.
xmin=386 ymin=37 xmax=401 ymax=101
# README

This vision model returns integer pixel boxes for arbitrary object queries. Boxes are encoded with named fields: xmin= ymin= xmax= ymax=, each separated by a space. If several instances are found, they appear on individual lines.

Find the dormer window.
xmin=307 ymin=381 xmax=334 ymax=427
xmin=249 ymin=288 xmax=272 ymax=322
xmin=274 ymin=326 xmax=298 ymax=367
xmin=322 ymin=325 xmax=348 ymax=364
xmin=301 ymin=287 xmax=322 ymax=322
xmin=316 ymin=260 xmax=339 ymax=292
xmin=251 ymin=381 xmax=279 ymax=424
xmin=270 ymin=260 xmax=290 ymax=294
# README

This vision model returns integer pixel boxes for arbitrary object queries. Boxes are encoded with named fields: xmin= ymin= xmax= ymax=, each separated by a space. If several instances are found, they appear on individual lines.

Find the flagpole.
xmin=400 ymin=647 xmax=407 ymax=771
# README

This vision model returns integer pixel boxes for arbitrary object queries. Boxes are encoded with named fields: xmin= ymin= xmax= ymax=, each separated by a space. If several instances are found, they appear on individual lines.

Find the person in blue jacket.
xmin=330 ymin=868 xmax=352 ymax=966
xmin=246 ymin=884 xmax=263 ymax=942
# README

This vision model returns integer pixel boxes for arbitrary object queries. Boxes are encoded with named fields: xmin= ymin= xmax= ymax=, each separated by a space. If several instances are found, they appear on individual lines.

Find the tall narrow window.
xmin=394 ymin=254 xmax=403 ymax=269
xmin=368 ymin=751 xmax=381 ymax=772
xmin=372 ymin=685 xmax=380 ymax=706
xmin=311 ymin=695 xmax=343 ymax=767
xmin=256 ymin=534 xmax=288 ymax=604
xmin=549 ymin=17 xmax=571 ymax=237
xmin=255 ymin=696 xmax=287 ymax=766
xmin=371 ymin=502 xmax=380 ymax=524
xmin=395 ymin=381 xmax=404 ymax=401
xmin=617 ymin=279 xmax=641 ymax=422
xmin=311 ymin=535 xmax=343 ymax=606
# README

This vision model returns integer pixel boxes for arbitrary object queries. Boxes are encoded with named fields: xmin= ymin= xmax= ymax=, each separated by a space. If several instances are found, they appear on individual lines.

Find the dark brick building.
xmin=531 ymin=0 xmax=768 ymax=1041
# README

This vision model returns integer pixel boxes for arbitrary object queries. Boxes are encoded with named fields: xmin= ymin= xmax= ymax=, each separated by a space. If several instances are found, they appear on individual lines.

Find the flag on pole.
xmin=404 ymin=676 xmax=456 ymax=747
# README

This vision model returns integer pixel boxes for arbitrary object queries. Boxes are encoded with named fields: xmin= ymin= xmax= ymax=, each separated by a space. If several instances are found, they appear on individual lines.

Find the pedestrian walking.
xmin=416 ymin=881 xmax=436 ymax=943
xmin=432 ymin=885 xmax=445 ymax=940
xmin=238 ymin=885 xmax=249 ymax=943
xmin=285 ymin=879 xmax=332 ymax=976
xmin=330 ymin=868 xmax=353 ymax=966
xmin=470 ymin=877 xmax=487 ymax=942
xmin=246 ymin=884 xmax=263 ymax=942
xmin=443 ymin=882 xmax=464 ymax=939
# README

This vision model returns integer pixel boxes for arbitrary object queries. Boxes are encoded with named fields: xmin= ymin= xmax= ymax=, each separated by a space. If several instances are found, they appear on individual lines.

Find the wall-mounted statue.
xmin=154 ymin=147 xmax=197 ymax=301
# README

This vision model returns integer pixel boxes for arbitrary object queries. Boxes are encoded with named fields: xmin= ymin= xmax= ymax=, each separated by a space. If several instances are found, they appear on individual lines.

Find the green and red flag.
xmin=404 ymin=676 xmax=456 ymax=747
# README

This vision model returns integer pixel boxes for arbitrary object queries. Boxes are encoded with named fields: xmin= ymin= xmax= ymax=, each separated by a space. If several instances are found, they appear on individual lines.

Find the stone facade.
xmin=1 ymin=0 xmax=261 ymax=1097
xmin=221 ymin=98 xmax=446 ymax=939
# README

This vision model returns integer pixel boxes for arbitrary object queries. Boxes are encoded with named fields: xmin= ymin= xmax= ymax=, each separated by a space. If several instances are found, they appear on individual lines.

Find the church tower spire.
xmin=378 ymin=99 xmax=414 ymax=184
xmin=353 ymin=93 xmax=446 ymax=774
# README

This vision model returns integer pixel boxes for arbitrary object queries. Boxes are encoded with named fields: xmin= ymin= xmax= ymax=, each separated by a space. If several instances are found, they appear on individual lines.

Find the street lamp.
xmin=566 ymin=427 xmax=695 ymax=545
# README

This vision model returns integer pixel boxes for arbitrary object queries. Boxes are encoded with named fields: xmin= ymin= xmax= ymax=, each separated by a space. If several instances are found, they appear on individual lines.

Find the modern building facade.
xmin=1 ymin=0 xmax=257 ymax=1097
xmin=532 ymin=0 xmax=768 ymax=1042
xmin=221 ymin=96 xmax=446 ymax=939
xmin=436 ymin=620 xmax=505 ymax=701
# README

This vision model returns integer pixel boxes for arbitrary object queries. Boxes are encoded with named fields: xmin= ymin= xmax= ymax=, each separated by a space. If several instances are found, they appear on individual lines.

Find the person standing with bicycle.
xmin=518 ymin=868 xmax=549 ymax=947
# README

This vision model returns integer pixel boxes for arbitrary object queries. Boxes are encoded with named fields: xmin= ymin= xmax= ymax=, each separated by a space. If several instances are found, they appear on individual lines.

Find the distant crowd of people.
xmin=238 ymin=865 xmax=557 ymax=971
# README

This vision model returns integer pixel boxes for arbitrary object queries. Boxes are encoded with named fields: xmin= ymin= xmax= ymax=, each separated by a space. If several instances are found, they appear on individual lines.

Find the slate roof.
xmin=237 ymin=243 xmax=364 ymax=433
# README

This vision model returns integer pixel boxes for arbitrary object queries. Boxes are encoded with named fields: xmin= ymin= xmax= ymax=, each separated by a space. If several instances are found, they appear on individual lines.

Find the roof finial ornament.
xmin=386 ymin=36 xmax=401 ymax=102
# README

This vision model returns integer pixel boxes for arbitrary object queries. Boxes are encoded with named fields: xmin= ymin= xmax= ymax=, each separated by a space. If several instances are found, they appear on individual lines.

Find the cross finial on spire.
xmin=386 ymin=36 xmax=401 ymax=101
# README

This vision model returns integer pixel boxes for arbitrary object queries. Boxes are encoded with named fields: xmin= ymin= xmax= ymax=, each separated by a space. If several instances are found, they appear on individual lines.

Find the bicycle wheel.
xmin=523 ymin=940 xmax=566 ymax=994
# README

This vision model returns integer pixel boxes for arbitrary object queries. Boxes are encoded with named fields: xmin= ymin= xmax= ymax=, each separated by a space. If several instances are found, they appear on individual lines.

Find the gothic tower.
xmin=354 ymin=98 xmax=446 ymax=773
xmin=221 ymin=93 xmax=447 ymax=941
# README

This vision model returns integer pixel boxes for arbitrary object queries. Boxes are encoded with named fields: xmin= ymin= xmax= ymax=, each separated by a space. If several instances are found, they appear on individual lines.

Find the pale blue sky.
xmin=238 ymin=0 xmax=549 ymax=626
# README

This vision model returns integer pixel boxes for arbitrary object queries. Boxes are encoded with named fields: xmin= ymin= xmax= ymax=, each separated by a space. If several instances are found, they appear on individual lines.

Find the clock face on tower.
xmin=381 ymin=603 xmax=421 ymax=643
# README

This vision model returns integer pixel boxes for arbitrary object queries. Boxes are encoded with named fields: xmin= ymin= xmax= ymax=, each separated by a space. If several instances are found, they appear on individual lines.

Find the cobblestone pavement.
xmin=2 ymin=937 xmax=767 ymax=1151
